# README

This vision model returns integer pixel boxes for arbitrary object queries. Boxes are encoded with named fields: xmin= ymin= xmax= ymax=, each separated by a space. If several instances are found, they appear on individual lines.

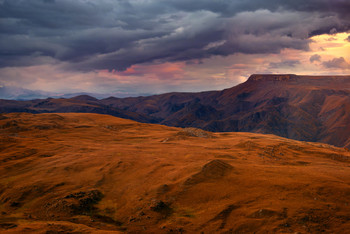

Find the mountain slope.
xmin=100 ymin=74 xmax=350 ymax=148
xmin=0 ymin=85 xmax=55 ymax=100
xmin=0 ymin=95 xmax=157 ymax=124
xmin=0 ymin=113 xmax=349 ymax=233
xmin=1 ymin=74 xmax=350 ymax=148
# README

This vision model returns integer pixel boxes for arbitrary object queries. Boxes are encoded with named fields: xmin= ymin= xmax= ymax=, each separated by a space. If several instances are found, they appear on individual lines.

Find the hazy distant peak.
xmin=70 ymin=95 xmax=98 ymax=102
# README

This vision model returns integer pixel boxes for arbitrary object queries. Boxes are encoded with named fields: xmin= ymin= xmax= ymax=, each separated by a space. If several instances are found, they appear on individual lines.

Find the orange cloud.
xmin=107 ymin=62 xmax=186 ymax=80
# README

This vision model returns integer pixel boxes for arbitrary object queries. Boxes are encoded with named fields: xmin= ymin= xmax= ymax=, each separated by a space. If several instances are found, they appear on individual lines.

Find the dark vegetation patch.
xmin=0 ymin=222 xmax=17 ymax=230
xmin=63 ymin=190 xmax=103 ymax=215
xmin=150 ymin=200 xmax=173 ymax=218
xmin=1 ymin=148 xmax=38 ymax=163
xmin=44 ymin=190 xmax=123 ymax=228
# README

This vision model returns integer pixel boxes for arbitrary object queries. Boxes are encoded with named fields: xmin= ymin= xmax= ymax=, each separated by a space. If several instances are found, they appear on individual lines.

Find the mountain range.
xmin=1 ymin=74 xmax=350 ymax=149
xmin=0 ymin=85 xmax=152 ymax=100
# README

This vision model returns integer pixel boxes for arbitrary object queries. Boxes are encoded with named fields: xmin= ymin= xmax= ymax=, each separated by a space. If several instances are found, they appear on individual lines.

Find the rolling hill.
xmin=1 ymin=74 xmax=350 ymax=148
xmin=0 ymin=113 xmax=349 ymax=233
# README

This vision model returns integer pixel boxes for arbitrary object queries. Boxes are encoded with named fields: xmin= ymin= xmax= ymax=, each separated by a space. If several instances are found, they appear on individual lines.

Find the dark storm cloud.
xmin=1 ymin=0 xmax=350 ymax=71
xmin=322 ymin=57 xmax=350 ymax=69
xmin=309 ymin=54 xmax=321 ymax=63
xmin=268 ymin=60 xmax=300 ymax=69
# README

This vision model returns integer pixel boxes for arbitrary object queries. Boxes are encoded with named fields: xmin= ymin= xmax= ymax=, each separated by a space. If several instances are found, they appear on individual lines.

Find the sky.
xmin=1 ymin=0 xmax=350 ymax=96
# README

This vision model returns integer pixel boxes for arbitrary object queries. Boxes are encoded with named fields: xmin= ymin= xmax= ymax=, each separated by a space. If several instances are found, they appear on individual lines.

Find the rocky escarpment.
xmin=247 ymin=74 xmax=299 ymax=82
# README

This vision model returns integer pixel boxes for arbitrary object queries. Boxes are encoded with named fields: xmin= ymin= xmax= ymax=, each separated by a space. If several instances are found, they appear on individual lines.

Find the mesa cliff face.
xmin=1 ymin=74 xmax=350 ymax=148
xmin=247 ymin=74 xmax=299 ymax=81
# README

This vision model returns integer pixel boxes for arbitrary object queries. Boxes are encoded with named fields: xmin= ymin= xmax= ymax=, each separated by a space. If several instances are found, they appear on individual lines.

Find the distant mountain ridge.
xmin=0 ymin=95 xmax=157 ymax=124
xmin=0 ymin=85 xmax=153 ymax=100
xmin=0 ymin=85 xmax=54 ymax=100
xmin=1 ymin=74 xmax=350 ymax=149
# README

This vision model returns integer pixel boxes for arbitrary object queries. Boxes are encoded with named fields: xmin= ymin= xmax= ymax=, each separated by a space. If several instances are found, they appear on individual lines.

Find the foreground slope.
xmin=0 ymin=113 xmax=350 ymax=233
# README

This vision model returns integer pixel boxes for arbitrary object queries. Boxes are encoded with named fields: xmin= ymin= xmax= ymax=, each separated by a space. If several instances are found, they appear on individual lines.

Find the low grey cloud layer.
xmin=322 ymin=57 xmax=350 ymax=69
xmin=310 ymin=54 xmax=321 ymax=63
xmin=1 ymin=0 xmax=350 ymax=71
xmin=269 ymin=59 xmax=301 ymax=69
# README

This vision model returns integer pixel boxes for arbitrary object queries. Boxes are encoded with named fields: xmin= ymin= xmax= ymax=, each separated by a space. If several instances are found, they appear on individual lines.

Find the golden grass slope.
xmin=0 ymin=113 xmax=350 ymax=233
